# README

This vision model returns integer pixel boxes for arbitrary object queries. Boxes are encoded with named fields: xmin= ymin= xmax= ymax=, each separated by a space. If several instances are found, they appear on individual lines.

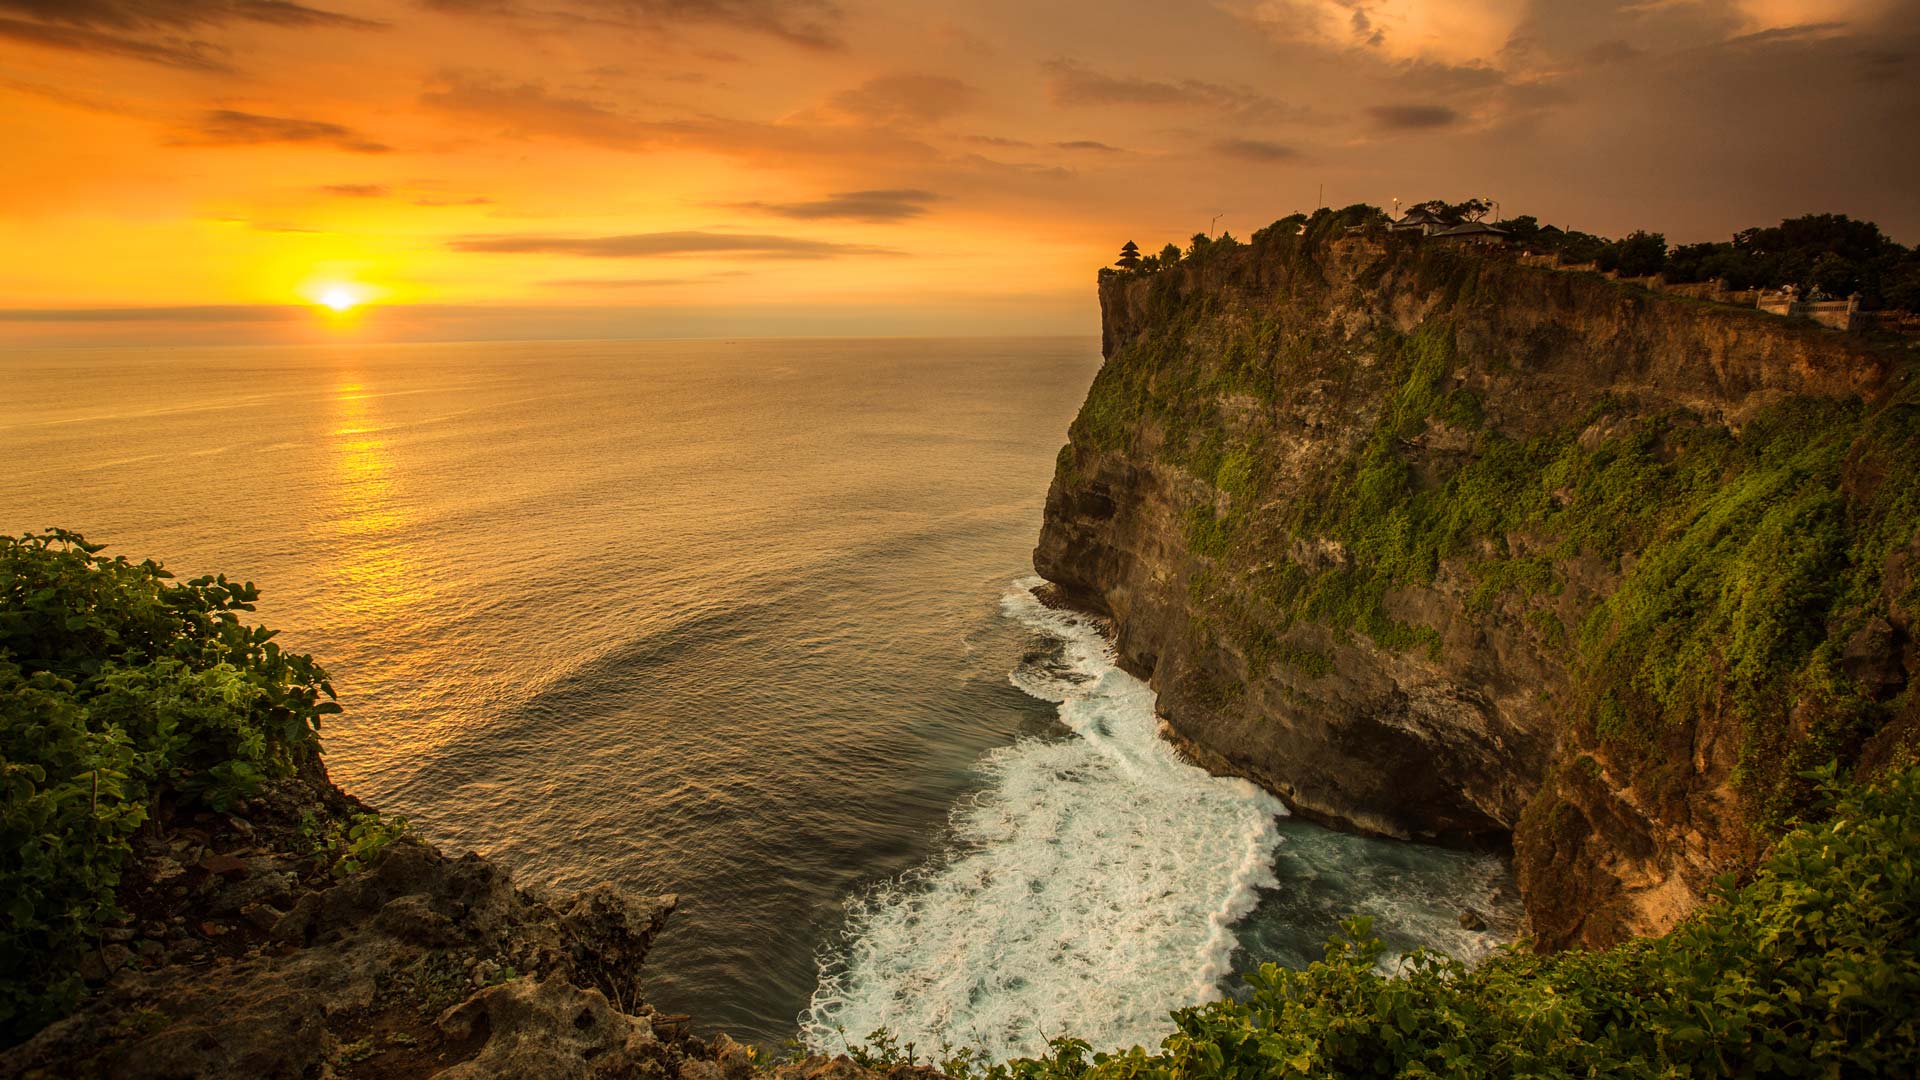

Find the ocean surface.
xmin=0 ymin=337 xmax=1518 ymax=1057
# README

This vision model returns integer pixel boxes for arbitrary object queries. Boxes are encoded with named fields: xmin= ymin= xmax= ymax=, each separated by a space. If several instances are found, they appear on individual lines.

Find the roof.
xmin=1434 ymin=221 xmax=1510 ymax=238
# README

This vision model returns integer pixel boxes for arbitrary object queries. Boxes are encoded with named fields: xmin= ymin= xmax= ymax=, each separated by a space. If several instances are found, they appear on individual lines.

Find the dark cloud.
xmin=0 ymin=15 xmax=226 ymax=69
xmin=449 ymin=231 xmax=902 ymax=258
xmin=0 ymin=0 xmax=376 ymax=30
xmin=1212 ymin=137 xmax=1297 ymax=162
xmin=1054 ymin=139 xmax=1122 ymax=152
xmin=726 ymin=188 xmax=941 ymax=222
xmin=1366 ymin=104 xmax=1461 ymax=130
xmin=0 ymin=0 xmax=377 ymax=70
xmin=320 ymin=183 xmax=388 ymax=197
xmin=1585 ymin=39 xmax=1641 ymax=65
xmin=830 ymin=74 xmax=976 ymax=125
xmin=180 ymin=109 xmax=391 ymax=152
xmin=417 ymin=0 xmax=843 ymax=50
xmin=961 ymin=133 xmax=1034 ymax=148
xmin=1043 ymin=58 xmax=1273 ymax=113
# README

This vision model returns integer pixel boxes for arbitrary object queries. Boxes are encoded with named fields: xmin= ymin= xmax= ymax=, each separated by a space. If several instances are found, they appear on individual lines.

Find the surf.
xmin=801 ymin=578 xmax=1287 ymax=1062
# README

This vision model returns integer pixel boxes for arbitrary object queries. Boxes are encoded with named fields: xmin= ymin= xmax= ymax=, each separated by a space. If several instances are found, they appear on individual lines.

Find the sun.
xmin=317 ymin=286 xmax=362 ymax=312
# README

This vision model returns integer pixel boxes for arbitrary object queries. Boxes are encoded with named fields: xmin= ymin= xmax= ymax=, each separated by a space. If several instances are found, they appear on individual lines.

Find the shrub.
xmin=862 ymin=762 xmax=1920 ymax=1078
xmin=0 ymin=530 xmax=338 ymax=1042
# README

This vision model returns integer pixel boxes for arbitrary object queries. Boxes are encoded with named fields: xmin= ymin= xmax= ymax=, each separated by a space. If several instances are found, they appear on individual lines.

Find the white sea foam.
xmin=801 ymin=578 xmax=1286 ymax=1062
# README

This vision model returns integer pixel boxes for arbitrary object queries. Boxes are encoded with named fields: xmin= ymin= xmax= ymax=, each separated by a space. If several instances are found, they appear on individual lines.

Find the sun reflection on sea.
xmin=322 ymin=374 xmax=433 ymax=629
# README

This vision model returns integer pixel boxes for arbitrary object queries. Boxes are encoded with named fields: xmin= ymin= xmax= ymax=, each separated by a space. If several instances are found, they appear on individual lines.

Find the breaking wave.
xmin=801 ymin=578 xmax=1287 ymax=1061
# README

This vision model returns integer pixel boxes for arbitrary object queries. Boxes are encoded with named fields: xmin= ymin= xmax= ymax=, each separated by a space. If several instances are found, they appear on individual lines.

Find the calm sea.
xmin=0 ymin=338 xmax=1515 ymax=1057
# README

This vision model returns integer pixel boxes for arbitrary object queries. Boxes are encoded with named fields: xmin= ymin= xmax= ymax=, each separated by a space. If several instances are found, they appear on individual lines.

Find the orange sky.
xmin=1 ymin=0 xmax=1915 ymax=343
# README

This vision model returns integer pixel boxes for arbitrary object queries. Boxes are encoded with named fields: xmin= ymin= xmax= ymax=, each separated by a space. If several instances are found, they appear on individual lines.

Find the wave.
xmin=801 ymin=578 xmax=1286 ymax=1062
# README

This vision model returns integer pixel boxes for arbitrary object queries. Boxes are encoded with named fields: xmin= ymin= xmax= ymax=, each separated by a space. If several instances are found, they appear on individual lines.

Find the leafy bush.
xmin=856 ymin=762 xmax=1920 ymax=1078
xmin=0 ymin=530 xmax=338 ymax=1042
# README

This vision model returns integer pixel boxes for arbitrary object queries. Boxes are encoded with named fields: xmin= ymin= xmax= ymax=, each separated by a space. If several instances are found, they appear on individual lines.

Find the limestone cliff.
xmin=1035 ymin=224 xmax=1919 ymax=949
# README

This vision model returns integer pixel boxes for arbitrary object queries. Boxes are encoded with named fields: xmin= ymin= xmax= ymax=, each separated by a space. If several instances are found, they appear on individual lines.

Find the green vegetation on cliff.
xmin=1070 ymin=214 xmax=1918 ymax=838
xmin=0 ymin=531 xmax=341 ymax=1040
xmin=866 ymin=762 xmax=1920 ymax=1079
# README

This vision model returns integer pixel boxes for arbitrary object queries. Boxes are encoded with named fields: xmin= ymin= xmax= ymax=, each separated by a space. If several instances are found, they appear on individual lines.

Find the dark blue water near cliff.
xmin=1 ymin=337 xmax=1516 ymax=1057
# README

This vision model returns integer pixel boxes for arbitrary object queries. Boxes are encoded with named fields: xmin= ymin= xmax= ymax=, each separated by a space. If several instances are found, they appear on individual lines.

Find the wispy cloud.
xmin=725 ymin=188 xmax=941 ymax=222
xmin=1043 ymin=58 xmax=1274 ymax=114
xmin=0 ymin=0 xmax=378 ymax=70
xmin=320 ymin=182 xmax=389 ymax=197
xmin=829 ymin=74 xmax=977 ymax=125
xmin=0 ymin=304 xmax=307 ymax=323
xmin=180 ymin=109 xmax=391 ymax=152
xmin=1054 ymin=139 xmax=1124 ymax=152
xmin=420 ymin=71 xmax=653 ymax=146
xmin=417 ymin=0 xmax=844 ymax=50
xmin=449 ymin=230 xmax=902 ymax=259
xmin=542 ymin=276 xmax=708 ymax=287
xmin=1366 ymin=103 xmax=1461 ymax=129
xmin=0 ymin=0 xmax=378 ymax=31
xmin=1212 ymin=137 xmax=1298 ymax=161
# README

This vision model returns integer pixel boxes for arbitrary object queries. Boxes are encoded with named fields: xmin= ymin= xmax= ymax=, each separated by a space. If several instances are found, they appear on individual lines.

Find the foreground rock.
xmin=0 ymin=763 xmax=919 ymax=1080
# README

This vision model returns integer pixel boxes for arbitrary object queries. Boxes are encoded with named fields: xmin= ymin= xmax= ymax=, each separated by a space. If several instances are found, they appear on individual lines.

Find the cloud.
xmin=320 ymin=183 xmax=388 ymax=197
xmin=449 ymin=230 xmax=902 ymax=259
xmin=961 ymin=133 xmax=1034 ymax=148
xmin=725 ymin=188 xmax=941 ymax=222
xmin=1042 ymin=59 xmax=1281 ymax=116
xmin=0 ymin=16 xmax=226 ymax=68
xmin=0 ymin=0 xmax=378 ymax=70
xmin=829 ymin=74 xmax=977 ymax=125
xmin=1366 ymin=103 xmax=1461 ymax=129
xmin=181 ymin=109 xmax=391 ymax=152
xmin=0 ymin=304 xmax=306 ymax=323
xmin=1054 ymin=139 xmax=1124 ymax=152
xmin=417 ymin=0 xmax=844 ymax=50
xmin=420 ymin=71 xmax=654 ymax=146
xmin=542 ymin=277 xmax=708 ymax=287
xmin=1212 ymin=137 xmax=1299 ymax=161
xmin=0 ymin=0 xmax=377 ymax=30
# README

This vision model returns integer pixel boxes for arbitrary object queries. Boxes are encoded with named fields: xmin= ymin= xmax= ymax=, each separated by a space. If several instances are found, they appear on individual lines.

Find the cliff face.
xmin=1036 ymin=230 xmax=1919 ymax=949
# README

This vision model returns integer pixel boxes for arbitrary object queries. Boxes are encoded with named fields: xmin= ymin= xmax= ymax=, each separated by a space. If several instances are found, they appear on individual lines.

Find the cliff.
xmin=1035 ymin=226 xmax=1920 ymax=949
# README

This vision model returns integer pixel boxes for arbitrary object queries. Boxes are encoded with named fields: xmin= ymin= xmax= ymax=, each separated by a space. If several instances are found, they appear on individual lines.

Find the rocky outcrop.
xmin=0 ymin=762 xmax=920 ymax=1080
xmin=1037 ymin=230 xmax=1917 ymax=949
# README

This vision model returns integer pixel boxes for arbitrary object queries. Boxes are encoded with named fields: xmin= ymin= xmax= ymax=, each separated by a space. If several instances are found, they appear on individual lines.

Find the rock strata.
xmin=1037 ymin=230 xmax=1917 ymax=948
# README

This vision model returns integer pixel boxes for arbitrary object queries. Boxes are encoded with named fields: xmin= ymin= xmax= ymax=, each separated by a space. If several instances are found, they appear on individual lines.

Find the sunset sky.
xmin=2 ymin=0 xmax=1916 ymax=343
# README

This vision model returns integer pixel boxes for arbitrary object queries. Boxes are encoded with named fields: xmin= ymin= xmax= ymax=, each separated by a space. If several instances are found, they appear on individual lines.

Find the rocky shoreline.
xmin=0 ymin=755 xmax=937 ymax=1080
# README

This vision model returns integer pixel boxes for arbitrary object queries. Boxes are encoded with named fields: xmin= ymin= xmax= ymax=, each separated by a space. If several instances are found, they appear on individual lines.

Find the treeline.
xmin=1107 ymin=203 xmax=1920 ymax=311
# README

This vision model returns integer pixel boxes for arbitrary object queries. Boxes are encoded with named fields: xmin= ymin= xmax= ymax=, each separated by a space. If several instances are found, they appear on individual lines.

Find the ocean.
xmin=0 ymin=337 xmax=1517 ymax=1057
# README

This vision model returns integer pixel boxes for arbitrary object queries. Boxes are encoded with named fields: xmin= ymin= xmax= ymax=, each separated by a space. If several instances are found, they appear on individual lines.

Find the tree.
xmin=1160 ymin=243 xmax=1181 ymax=265
xmin=1116 ymin=240 xmax=1141 ymax=270
xmin=1599 ymin=230 xmax=1668 ymax=278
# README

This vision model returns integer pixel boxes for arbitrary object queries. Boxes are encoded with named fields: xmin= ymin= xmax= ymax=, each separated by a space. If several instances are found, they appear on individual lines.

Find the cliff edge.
xmin=1036 ymin=225 xmax=1919 ymax=948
